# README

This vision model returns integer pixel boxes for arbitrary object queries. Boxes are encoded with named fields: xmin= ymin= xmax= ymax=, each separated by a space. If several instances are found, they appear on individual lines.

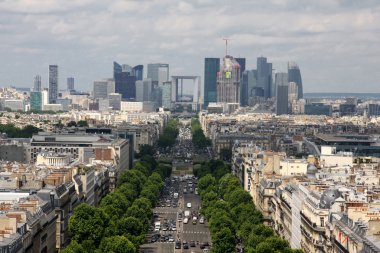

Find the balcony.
xmin=300 ymin=212 xmax=325 ymax=232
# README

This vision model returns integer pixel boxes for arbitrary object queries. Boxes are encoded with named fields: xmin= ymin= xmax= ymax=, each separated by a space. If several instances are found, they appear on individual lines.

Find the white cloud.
xmin=0 ymin=0 xmax=379 ymax=92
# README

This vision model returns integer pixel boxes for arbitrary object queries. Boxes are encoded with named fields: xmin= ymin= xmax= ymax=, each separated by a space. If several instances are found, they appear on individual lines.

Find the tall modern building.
xmin=133 ymin=65 xmax=144 ymax=81
xmin=67 ymin=77 xmax=74 ymax=91
xmin=48 ymin=65 xmax=58 ymax=103
xmin=114 ymin=61 xmax=137 ymax=100
xmin=34 ymin=75 xmax=41 ymax=92
xmin=274 ymin=72 xmax=288 ymax=98
xmin=288 ymin=62 xmax=303 ymax=99
xmin=147 ymin=63 xmax=169 ymax=85
xmin=108 ymin=93 xmax=122 ymax=110
xmin=288 ymin=82 xmax=298 ymax=102
xmin=257 ymin=57 xmax=273 ymax=98
xmin=235 ymin=58 xmax=247 ymax=106
xmin=30 ymin=91 xmax=42 ymax=111
xmin=204 ymin=58 xmax=220 ymax=107
xmin=275 ymin=72 xmax=289 ymax=115
xmin=161 ymin=81 xmax=172 ymax=109
xmin=93 ymin=79 xmax=115 ymax=99
xmin=136 ymin=78 xmax=152 ymax=102
xmin=113 ymin=61 xmax=122 ymax=78
xmin=217 ymin=55 xmax=241 ymax=104
xmin=241 ymin=71 xmax=249 ymax=106
xmin=276 ymin=84 xmax=288 ymax=115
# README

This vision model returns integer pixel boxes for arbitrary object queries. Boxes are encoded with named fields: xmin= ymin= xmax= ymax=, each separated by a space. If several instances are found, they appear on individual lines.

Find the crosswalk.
xmin=154 ymin=210 xmax=178 ymax=214
xmin=183 ymin=231 xmax=209 ymax=234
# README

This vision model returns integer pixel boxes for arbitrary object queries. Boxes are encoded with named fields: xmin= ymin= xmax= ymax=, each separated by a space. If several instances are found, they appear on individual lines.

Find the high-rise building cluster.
xmin=204 ymin=55 xmax=303 ymax=114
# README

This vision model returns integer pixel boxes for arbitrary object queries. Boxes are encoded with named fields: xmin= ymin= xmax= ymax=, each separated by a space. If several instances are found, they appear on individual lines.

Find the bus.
xmin=154 ymin=221 xmax=161 ymax=231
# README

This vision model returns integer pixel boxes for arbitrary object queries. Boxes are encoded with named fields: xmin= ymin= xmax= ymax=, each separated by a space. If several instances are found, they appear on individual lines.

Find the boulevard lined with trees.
xmin=62 ymin=155 xmax=171 ymax=253
xmin=197 ymin=163 xmax=303 ymax=253
xmin=191 ymin=118 xmax=211 ymax=148
xmin=158 ymin=119 xmax=179 ymax=147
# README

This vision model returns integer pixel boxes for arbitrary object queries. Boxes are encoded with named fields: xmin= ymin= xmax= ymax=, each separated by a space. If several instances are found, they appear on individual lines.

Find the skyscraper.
xmin=93 ymin=79 xmax=115 ymax=99
xmin=147 ymin=63 xmax=169 ymax=85
xmin=276 ymin=84 xmax=288 ymax=115
xmin=114 ymin=61 xmax=137 ymax=100
xmin=67 ymin=77 xmax=74 ymax=91
xmin=133 ymin=65 xmax=144 ymax=81
xmin=288 ymin=62 xmax=303 ymax=99
xmin=30 ymin=91 xmax=42 ymax=111
xmin=235 ymin=58 xmax=247 ymax=107
xmin=136 ymin=78 xmax=152 ymax=102
xmin=241 ymin=71 xmax=249 ymax=106
xmin=48 ymin=65 xmax=58 ymax=103
xmin=217 ymin=55 xmax=241 ymax=104
xmin=108 ymin=93 xmax=122 ymax=110
xmin=204 ymin=58 xmax=220 ymax=107
xmin=288 ymin=82 xmax=298 ymax=102
xmin=113 ymin=61 xmax=122 ymax=79
xmin=34 ymin=75 xmax=41 ymax=92
xmin=256 ymin=57 xmax=273 ymax=98
xmin=161 ymin=81 xmax=172 ymax=109
xmin=275 ymin=72 xmax=289 ymax=115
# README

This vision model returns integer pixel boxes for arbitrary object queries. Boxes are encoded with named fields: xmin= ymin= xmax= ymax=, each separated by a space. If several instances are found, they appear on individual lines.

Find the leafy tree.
xmin=136 ymin=144 xmax=154 ymax=158
xmin=77 ymin=120 xmax=89 ymax=127
xmin=118 ymin=170 xmax=147 ymax=192
xmin=225 ymin=188 xmax=253 ymax=207
xmin=220 ymin=148 xmax=232 ymax=161
xmin=99 ymin=236 xmax=136 ymax=253
xmin=116 ymin=216 xmax=144 ymax=237
xmin=198 ymin=174 xmax=216 ymax=194
xmin=61 ymin=240 xmax=86 ymax=253
xmin=67 ymin=121 xmax=77 ymax=127
xmin=212 ymin=227 xmax=236 ymax=253
xmin=69 ymin=203 xmax=108 ymax=246
xmin=100 ymin=191 xmax=131 ymax=218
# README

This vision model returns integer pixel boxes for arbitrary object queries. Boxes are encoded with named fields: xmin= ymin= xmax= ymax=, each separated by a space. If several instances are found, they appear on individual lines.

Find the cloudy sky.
xmin=1 ymin=0 xmax=379 ymax=93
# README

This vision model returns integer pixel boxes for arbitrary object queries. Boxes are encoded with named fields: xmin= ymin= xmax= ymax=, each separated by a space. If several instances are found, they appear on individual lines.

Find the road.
xmin=140 ymin=122 xmax=212 ymax=253
xmin=140 ymin=177 xmax=211 ymax=253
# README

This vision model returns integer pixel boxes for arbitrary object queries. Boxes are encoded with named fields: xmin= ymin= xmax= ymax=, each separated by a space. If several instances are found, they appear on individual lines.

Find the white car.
xmin=187 ymin=202 xmax=192 ymax=208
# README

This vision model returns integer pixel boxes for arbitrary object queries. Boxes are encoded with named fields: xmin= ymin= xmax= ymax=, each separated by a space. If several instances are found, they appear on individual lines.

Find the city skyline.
xmin=0 ymin=1 xmax=379 ymax=92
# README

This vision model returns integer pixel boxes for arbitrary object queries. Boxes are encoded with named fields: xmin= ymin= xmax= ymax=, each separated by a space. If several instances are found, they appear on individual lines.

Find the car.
xmin=190 ymin=240 xmax=196 ymax=247
xmin=199 ymin=217 xmax=204 ymax=224
xmin=200 ymin=242 xmax=210 ymax=249
xmin=175 ymin=241 xmax=182 ymax=249
xmin=192 ymin=220 xmax=197 ymax=225
xmin=183 ymin=242 xmax=189 ymax=249
xmin=187 ymin=202 xmax=192 ymax=208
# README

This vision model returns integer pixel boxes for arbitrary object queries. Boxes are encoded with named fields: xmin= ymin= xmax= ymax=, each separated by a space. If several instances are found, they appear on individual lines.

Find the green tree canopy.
xmin=69 ymin=203 xmax=109 ymax=246
xmin=99 ymin=236 xmax=136 ymax=253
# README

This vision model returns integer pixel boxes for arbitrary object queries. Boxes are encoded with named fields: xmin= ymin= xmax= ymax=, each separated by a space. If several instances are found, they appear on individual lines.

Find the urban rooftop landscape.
xmin=1 ymin=1 xmax=380 ymax=253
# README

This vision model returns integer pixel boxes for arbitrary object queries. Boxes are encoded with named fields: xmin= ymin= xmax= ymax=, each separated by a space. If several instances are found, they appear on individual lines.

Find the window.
xmin=320 ymin=217 xmax=324 ymax=227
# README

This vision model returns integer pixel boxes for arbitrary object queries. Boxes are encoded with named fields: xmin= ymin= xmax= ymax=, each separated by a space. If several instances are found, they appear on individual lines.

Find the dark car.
xmin=183 ymin=243 xmax=189 ymax=249
xmin=190 ymin=240 xmax=196 ymax=247
xmin=200 ymin=242 xmax=210 ymax=249
xmin=175 ymin=241 xmax=181 ymax=249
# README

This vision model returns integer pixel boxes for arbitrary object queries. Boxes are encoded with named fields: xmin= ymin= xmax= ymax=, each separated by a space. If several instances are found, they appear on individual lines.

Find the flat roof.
xmin=316 ymin=134 xmax=374 ymax=143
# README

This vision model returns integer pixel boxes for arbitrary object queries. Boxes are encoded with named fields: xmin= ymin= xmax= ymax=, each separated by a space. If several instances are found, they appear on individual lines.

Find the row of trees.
xmin=67 ymin=120 xmax=89 ymax=127
xmin=191 ymin=118 xmax=211 ymax=148
xmin=158 ymin=119 xmax=179 ymax=147
xmin=0 ymin=123 xmax=40 ymax=138
xmin=63 ymin=155 xmax=170 ymax=253
xmin=197 ymin=164 xmax=302 ymax=253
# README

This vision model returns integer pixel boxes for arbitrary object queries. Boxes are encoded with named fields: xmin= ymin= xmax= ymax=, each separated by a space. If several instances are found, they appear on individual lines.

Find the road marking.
xmin=182 ymin=231 xmax=210 ymax=234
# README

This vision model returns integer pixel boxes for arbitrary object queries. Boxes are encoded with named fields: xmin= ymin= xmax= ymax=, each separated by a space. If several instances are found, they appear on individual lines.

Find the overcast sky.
xmin=1 ymin=0 xmax=379 ymax=93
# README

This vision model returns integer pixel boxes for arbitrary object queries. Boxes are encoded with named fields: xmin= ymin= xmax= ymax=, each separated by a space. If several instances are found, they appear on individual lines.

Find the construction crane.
xmin=223 ymin=38 xmax=231 ymax=56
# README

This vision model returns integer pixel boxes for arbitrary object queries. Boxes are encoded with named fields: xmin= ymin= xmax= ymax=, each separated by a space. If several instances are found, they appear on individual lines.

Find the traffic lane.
xmin=183 ymin=193 xmax=201 ymax=211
